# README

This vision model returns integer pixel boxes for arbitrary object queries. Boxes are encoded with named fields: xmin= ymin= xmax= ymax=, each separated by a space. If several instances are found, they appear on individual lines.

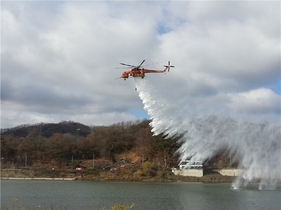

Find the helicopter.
xmin=118 ymin=60 xmax=174 ymax=80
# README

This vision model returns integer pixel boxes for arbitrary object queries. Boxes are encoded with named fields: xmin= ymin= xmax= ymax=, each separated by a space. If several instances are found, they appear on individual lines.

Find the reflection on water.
xmin=1 ymin=180 xmax=281 ymax=210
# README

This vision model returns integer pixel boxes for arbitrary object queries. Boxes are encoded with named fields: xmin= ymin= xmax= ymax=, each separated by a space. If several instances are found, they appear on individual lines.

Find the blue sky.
xmin=1 ymin=1 xmax=280 ymax=128
xmin=266 ymin=78 xmax=281 ymax=95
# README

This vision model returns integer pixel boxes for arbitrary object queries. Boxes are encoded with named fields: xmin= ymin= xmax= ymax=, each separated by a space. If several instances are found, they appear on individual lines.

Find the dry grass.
xmin=1 ymin=204 xmax=134 ymax=210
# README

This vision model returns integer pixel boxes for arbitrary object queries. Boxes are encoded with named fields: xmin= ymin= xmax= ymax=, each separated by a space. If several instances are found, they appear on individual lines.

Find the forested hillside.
xmin=1 ymin=120 xmax=233 ymax=182
xmin=1 ymin=120 xmax=182 ymax=170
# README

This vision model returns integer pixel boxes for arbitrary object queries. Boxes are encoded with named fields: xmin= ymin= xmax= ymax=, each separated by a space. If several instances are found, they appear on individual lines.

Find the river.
xmin=1 ymin=180 xmax=280 ymax=210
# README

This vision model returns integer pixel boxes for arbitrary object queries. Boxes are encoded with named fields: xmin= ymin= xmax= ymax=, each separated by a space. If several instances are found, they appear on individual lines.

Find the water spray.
xmin=134 ymin=77 xmax=281 ymax=189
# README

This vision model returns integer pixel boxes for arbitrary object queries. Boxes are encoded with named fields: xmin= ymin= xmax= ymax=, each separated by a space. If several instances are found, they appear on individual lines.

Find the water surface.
xmin=1 ymin=180 xmax=280 ymax=210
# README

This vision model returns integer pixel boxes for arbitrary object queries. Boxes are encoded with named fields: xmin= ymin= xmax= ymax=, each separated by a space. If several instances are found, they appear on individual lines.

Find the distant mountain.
xmin=1 ymin=121 xmax=91 ymax=138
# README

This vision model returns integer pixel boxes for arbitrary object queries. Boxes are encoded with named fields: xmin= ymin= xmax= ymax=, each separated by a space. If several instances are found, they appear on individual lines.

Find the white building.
xmin=172 ymin=159 xmax=204 ymax=177
xmin=179 ymin=160 xmax=203 ymax=170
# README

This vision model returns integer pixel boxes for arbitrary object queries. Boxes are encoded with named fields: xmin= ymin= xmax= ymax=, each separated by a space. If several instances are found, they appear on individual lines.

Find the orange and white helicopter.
xmin=118 ymin=60 xmax=174 ymax=80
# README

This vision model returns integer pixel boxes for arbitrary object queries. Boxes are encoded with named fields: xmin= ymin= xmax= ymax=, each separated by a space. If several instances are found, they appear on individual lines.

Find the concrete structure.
xmin=172 ymin=168 xmax=242 ymax=178
xmin=172 ymin=168 xmax=204 ymax=177
xmin=215 ymin=169 xmax=243 ymax=176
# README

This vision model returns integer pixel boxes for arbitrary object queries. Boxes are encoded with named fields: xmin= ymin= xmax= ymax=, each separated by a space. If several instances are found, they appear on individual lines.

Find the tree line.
xmin=1 ymin=120 xmax=182 ymax=169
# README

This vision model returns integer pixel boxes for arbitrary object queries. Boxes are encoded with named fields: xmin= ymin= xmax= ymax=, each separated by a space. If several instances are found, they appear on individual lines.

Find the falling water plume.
xmin=134 ymin=77 xmax=281 ymax=189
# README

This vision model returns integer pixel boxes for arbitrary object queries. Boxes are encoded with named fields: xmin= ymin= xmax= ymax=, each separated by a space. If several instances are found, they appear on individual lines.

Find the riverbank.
xmin=1 ymin=177 xmax=76 ymax=181
xmin=1 ymin=168 xmax=236 ymax=183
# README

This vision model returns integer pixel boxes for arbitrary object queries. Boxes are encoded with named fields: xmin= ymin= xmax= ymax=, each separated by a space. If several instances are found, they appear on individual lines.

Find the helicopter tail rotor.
xmin=164 ymin=61 xmax=175 ymax=72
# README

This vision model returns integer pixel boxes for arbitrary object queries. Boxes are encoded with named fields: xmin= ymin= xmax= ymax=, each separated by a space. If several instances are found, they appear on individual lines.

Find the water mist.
xmin=134 ymin=77 xmax=281 ymax=189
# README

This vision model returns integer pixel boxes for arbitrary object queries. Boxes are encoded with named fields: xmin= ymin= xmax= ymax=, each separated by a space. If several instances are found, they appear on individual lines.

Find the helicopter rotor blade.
xmin=136 ymin=60 xmax=145 ymax=69
xmin=120 ymin=63 xmax=136 ymax=68
xmin=115 ymin=67 xmax=131 ymax=69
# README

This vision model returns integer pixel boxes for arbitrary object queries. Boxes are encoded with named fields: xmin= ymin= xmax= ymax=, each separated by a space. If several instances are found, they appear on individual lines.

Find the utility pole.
xmin=25 ymin=154 xmax=27 ymax=168
xmin=76 ymin=128 xmax=80 ymax=140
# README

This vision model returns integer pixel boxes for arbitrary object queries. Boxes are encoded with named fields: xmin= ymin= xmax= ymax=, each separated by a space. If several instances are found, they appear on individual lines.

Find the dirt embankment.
xmin=1 ymin=168 xmax=236 ymax=183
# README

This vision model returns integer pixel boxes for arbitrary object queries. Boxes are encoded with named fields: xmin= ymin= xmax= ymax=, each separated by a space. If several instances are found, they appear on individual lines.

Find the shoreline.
xmin=1 ymin=177 xmax=76 ymax=181
xmin=0 ymin=168 xmax=238 ymax=183
xmin=0 ymin=173 xmax=236 ymax=183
